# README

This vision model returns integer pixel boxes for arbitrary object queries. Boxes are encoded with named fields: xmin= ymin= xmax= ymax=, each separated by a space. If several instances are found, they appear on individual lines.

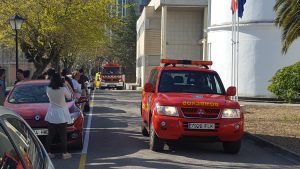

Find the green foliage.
xmin=274 ymin=0 xmax=300 ymax=54
xmin=0 ymin=0 xmax=120 ymax=78
xmin=268 ymin=61 xmax=300 ymax=102
xmin=109 ymin=3 xmax=138 ymax=82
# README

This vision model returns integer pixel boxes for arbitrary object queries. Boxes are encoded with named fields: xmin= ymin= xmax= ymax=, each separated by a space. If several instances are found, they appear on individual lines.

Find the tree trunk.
xmin=32 ymin=65 xmax=46 ymax=79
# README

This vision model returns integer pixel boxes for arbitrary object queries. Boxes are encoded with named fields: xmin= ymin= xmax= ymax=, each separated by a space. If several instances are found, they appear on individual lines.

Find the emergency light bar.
xmin=161 ymin=59 xmax=213 ymax=68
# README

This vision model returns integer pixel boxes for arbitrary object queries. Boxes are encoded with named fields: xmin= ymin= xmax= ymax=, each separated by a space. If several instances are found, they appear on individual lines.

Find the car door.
xmin=141 ymin=69 xmax=159 ymax=127
xmin=0 ymin=120 xmax=25 ymax=169
xmin=2 ymin=115 xmax=54 ymax=169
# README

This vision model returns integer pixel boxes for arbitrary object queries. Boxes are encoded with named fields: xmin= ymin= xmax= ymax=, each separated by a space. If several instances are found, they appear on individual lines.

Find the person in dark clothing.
xmin=46 ymin=68 xmax=56 ymax=80
xmin=14 ymin=69 xmax=24 ymax=85
xmin=0 ymin=69 xmax=6 ymax=105
xmin=78 ymin=69 xmax=89 ymax=90
xmin=23 ymin=70 xmax=30 ymax=80
xmin=61 ymin=69 xmax=74 ymax=90
xmin=78 ymin=68 xmax=90 ymax=113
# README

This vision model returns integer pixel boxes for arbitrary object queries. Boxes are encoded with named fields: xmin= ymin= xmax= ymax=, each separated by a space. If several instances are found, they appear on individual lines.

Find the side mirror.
xmin=226 ymin=86 xmax=236 ymax=96
xmin=77 ymin=96 xmax=88 ymax=104
xmin=144 ymin=83 xmax=153 ymax=93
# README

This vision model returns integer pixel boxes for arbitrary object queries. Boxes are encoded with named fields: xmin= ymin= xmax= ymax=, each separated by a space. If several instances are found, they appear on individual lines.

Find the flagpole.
xmin=236 ymin=13 xmax=239 ymax=101
xmin=231 ymin=11 xmax=235 ymax=88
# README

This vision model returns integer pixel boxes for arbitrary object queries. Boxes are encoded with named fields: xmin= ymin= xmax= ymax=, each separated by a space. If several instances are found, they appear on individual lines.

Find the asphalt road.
xmin=52 ymin=90 xmax=300 ymax=169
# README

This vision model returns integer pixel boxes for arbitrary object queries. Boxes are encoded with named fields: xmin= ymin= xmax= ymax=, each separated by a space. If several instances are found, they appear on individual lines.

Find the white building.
xmin=136 ymin=0 xmax=300 ymax=98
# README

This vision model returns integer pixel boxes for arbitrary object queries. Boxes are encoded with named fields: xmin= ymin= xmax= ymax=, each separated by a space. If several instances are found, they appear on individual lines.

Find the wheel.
xmin=223 ymin=140 xmax=241 ymax=154
xmin=149 ymin=119 xmax=164 ymax=151
xmin=117 ymin=86 xmax=124 ymax=90
xmin=141 ymin=121 xmax=149 ymax=137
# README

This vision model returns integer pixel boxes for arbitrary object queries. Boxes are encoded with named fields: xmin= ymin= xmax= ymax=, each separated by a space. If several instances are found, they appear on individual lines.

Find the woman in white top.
xmin=45 ymin=72 xmax=72 ymax=159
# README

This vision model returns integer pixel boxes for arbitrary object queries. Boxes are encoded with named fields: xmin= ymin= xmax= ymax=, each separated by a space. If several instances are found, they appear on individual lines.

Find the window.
xmin=102 ymin=67 xmax=121 ymax=75
xmin=158 ymin=70 xmax=225 ymax=94
xmin=8 ymin=84 xmax=73 ymax=104
xmin=148 ymin=69 xmax=158 ymax=91
xmin=4 ymin=118 xmax=45 ymax=169
xmin=9 ymin=84 xmax=49 ymax=103
xmin=0 ymin=124 xmax=24 ymax=169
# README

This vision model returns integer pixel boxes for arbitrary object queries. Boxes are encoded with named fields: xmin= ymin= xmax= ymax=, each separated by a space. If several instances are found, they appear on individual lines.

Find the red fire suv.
xmin=141 ymin=59 xmax=244 ymax=154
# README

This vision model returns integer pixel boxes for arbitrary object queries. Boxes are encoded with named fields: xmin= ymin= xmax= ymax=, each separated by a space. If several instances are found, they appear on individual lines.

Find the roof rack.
xmin=160 ymin=59 xmax=213 ymax=69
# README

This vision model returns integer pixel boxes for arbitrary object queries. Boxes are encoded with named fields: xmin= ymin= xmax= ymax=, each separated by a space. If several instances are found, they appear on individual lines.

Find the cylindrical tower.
xmin=208 ymin=0 xmax=300 ymax=97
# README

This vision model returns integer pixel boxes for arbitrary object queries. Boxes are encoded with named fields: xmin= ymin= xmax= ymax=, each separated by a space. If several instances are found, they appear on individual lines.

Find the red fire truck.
xmin=141 ymin=59 xmax=244 ymax=154
xmin=100 ymin=63 xmax=125 ymax=90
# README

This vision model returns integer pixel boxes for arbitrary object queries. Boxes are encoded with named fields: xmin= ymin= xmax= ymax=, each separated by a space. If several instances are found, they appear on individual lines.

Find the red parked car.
xmin=141 ymin=59 xmax=244 ymax=154
xmin=4 ymin=80 xmax=85 ymax=149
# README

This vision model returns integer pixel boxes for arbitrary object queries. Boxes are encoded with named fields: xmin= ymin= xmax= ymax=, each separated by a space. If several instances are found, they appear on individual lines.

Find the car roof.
xmin=15 ymin=80 xmax=49 ymax=86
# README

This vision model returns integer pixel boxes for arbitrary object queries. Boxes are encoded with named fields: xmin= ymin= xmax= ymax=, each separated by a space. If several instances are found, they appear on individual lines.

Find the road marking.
xmin=78 ymin=92 xmax=94 ymax=169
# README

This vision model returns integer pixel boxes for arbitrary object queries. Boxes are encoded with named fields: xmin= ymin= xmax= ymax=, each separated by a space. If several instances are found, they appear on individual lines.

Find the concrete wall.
xmin=136 ymin=0 xmax=208 ymax=87
xmin=166 ymin=8 xmax=203 ymax=60
xmin=136 ymin=6 xmax=161 ymax=86
xmin=208 ymin=0 xmax=300 ymax=97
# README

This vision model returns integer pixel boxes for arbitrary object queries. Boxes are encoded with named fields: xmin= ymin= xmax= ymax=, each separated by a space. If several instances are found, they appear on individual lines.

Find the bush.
xmin=268 ymin=61 xmax=300 ymax=102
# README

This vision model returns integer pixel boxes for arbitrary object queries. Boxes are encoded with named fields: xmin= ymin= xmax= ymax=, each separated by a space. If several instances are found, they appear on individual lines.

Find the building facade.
xmin=136 ymin=0 xmax=300 ymax=98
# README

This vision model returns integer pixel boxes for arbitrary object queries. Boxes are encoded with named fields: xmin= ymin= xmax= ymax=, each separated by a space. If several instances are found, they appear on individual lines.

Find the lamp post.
xmin=9 ymin=14 xmax=25 ymax=79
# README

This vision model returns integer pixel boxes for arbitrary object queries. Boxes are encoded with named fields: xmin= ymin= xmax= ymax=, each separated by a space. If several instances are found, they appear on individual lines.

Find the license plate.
xmin=188 ymin=123 xmax=215 ymax=130
xmin=33 ymin=129 xmax=48 ymax=135
xmin=108 ymin=84 xmax=116 ymax=87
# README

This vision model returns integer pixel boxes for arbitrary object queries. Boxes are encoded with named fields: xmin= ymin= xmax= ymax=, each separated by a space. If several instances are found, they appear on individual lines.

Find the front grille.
xmin=181 ymin=108 xmax=221 ymax=119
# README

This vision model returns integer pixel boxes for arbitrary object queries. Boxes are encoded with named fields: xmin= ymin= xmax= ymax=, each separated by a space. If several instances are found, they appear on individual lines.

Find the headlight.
xmin=70 ymin=111 xmax=81 ymax=124
xmin=156 ymin=105 xmax=179 ymax=117
xmin=222 ymin=109 xmax=241 ymax=118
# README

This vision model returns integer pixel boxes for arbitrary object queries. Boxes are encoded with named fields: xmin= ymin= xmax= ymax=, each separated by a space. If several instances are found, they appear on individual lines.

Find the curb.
xmin=244 ymin=132 xmax=300 ymax=162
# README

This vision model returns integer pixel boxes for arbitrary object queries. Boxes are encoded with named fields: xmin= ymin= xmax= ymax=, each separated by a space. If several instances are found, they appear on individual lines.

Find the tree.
xmin=0 ymin=0 xmax=119 ymax=78
xmin=109 ymin=3 xmax=138 ymax=82
xmin=274 ymin=0 xmax=300 ymax=54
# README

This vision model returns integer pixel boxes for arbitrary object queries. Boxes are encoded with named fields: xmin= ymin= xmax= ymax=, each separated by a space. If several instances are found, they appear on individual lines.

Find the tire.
xmin=149 ymin=119 xmax=164 ymax=151
xmin=117 ymin=86 xmax=124 ymax=90
xmin=141 ymin=121 xmax=149 ymax=137
xmin=223 ymin=140 xmax=241 ymax=154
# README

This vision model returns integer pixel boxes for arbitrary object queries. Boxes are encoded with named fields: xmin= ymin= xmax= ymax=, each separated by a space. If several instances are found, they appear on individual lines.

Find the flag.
xmin=231 ymin=0 xmax=237 ymax=14
xmin=238 ymin=0 xmax=246 ymax=18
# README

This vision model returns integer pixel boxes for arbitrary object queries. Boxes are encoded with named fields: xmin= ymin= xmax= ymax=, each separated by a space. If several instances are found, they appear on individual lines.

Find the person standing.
xmin=61 ymin=69 xmax=74 ymax=90
xmin=23 ymin=70 xmax=31 ymax=80
xmin=0 ymin=69 xmax=6 ymax=105
xmin=14 ymin=69 xmax=24 ymax=85
xmin=71 ymin=71 xmax=82 ymax=99
xmin=45 ymin=73 xmax=72 ymax=159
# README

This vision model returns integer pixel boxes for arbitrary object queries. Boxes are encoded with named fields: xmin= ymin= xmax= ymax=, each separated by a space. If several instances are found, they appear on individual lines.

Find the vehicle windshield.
xmin=8 ymin=84 xmax=73 ymax=104
xmin=103 ymin=67 xmax=121 ymax=75
xmin=158 ymin=70 xmax=226 ymax=94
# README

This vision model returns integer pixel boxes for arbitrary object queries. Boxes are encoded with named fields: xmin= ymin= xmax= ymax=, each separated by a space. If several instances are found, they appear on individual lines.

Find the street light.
xmin=9 ymin=14 xmax=25 ymax=79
